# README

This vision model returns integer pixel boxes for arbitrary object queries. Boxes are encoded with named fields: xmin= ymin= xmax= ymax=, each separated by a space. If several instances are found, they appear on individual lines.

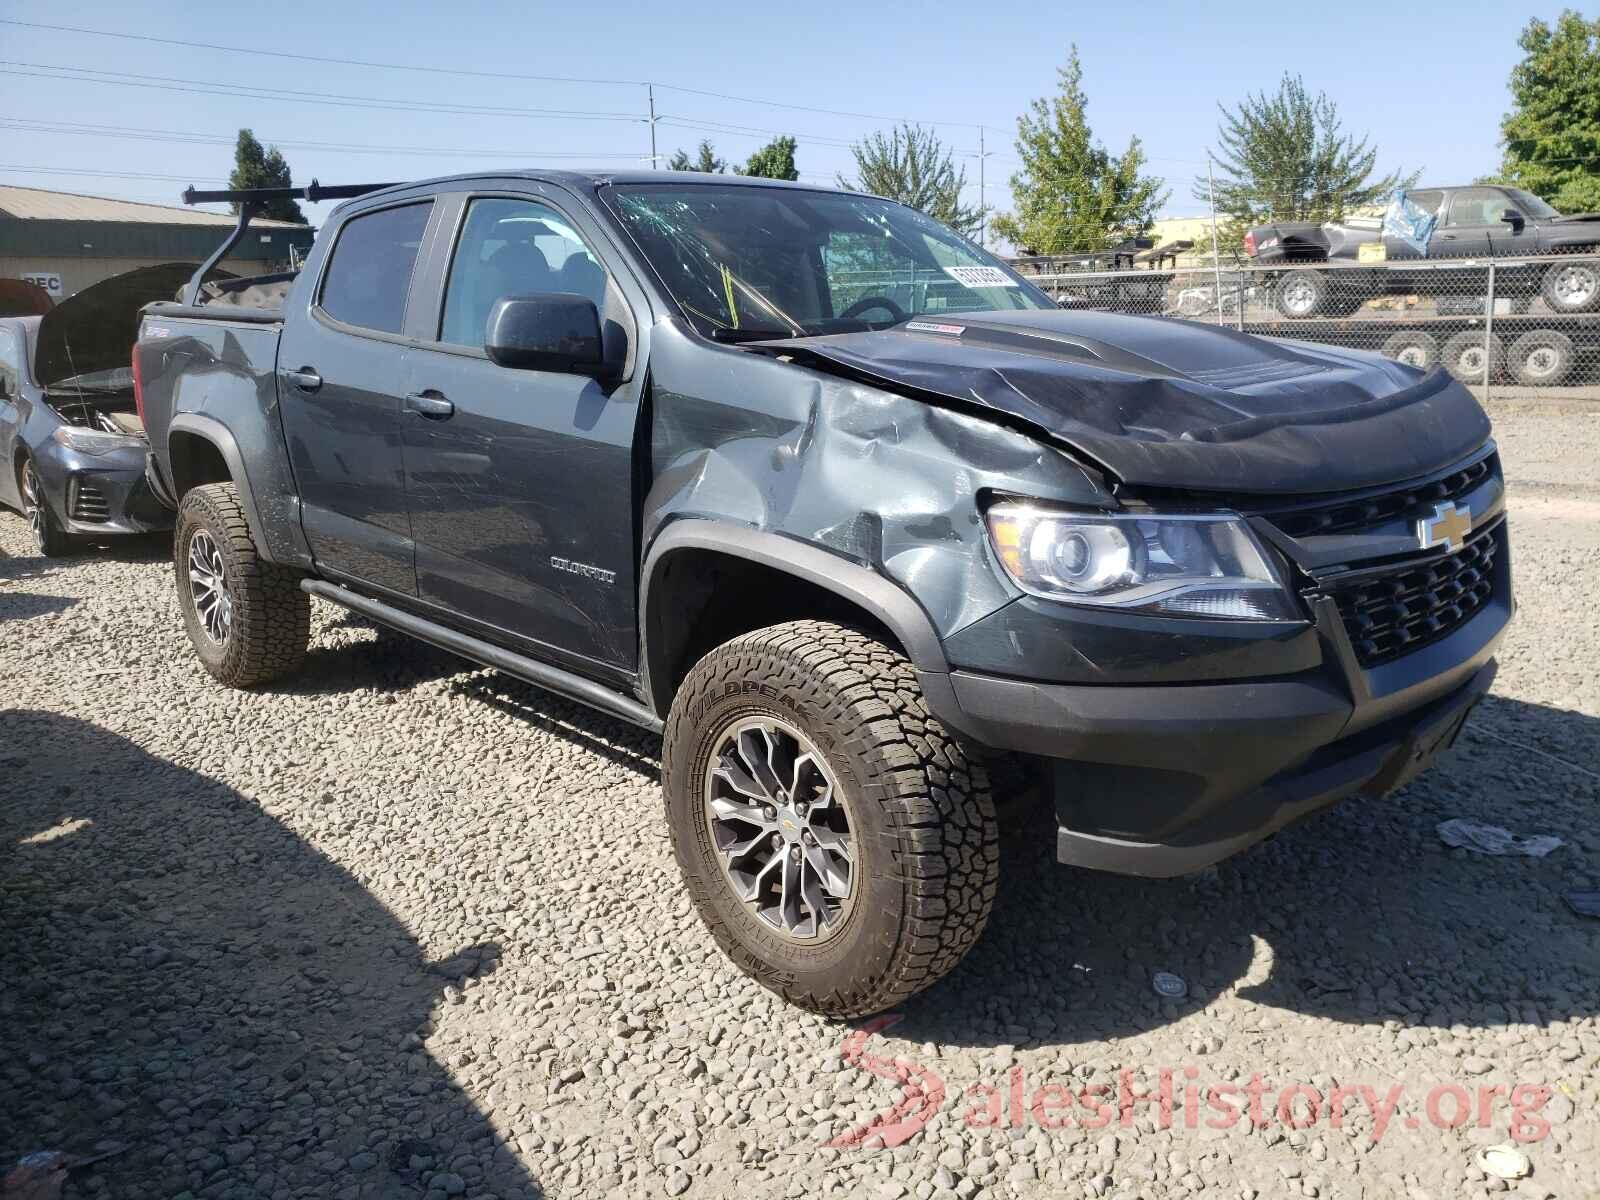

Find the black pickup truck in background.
xmin=1246 ymin=185 xmax=1600 ymax=318
xmin=135 ymin=173 xmax=1510 ymax=1016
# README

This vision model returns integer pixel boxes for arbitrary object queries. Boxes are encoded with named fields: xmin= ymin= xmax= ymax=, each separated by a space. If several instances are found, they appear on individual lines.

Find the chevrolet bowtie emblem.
xmin=1417 ymin=500 xmax=1473 ymax=555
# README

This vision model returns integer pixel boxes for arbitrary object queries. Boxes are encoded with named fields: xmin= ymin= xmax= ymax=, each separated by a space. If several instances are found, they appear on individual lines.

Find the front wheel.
xmin=1541 ymin=259 xmax=1600 ymax=314
xmin=175 ymin=482 xmax=310 ymax=687
xmin=663 ymin=620 xmax=999 ymax=1017
xmin=18 ymin=456 xmax=76 ymax=557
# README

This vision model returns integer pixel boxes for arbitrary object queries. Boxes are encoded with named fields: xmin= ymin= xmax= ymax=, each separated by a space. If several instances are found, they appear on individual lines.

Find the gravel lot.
xmin=3 ymin=403 xmax=1597 ymax=1200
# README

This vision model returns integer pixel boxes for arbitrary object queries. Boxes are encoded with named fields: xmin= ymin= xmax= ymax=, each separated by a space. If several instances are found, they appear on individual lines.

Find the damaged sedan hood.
xmin=34 ymin=263 xmax=207 ymax=388
xmin=755 ymin=309 xmax=1490 ymax=493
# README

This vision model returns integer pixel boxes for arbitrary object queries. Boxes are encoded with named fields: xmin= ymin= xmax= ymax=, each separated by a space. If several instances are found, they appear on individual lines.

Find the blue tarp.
xmin=1382 ymin=189 xmax=1437 ymax=255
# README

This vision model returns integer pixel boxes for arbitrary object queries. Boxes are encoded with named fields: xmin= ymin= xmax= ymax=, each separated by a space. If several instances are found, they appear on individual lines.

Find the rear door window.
xmin=319 ymin=202 xmax=433 ymax=334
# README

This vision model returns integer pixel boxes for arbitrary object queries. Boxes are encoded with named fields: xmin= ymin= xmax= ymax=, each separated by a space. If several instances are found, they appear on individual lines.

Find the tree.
xmin=740 ymin=136 xmax=799 ymax=180
xmin=667 ymin=140 xmax=726 ymax=173
xmin=838 ymin=124 xmax=984 ymax=238
xmin=227 ymin=129 xmax=306 ymax=223
xmin=1197 ymin=74 xmax=1411 ymax=241
xmin=1497 ymin=11 xmax=1600 ymax=213
xmin=989 ymin=47 xmax=1165 ymax=254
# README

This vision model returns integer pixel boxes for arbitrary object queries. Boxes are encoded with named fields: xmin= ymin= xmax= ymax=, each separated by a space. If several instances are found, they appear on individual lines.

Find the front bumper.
xmin=923 ymin=519 xmax=1511 ymax=877
xmin=36 ymin=444 xmax=173 ymax=537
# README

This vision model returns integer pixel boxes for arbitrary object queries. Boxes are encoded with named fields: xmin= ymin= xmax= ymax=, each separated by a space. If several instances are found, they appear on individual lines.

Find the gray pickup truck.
xmin=1247 ymin=184 xmax=1600 ymax=318
xmin=136 ymin=172 xmax=1511 ymax=1016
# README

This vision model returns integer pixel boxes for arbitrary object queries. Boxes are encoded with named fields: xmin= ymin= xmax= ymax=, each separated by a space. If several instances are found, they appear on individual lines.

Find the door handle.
xmin=1437 ymin=233 xmax=1458 ymax=240
xmin=404 ymin=391 xmax=455 ymax=420
xmin=283 ymin=367 xmax=322 ymax=391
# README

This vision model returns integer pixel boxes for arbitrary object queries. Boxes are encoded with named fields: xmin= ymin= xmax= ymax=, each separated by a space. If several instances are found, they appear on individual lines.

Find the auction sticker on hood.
xmin=942 ymin=265 xmax=1019 ymax=289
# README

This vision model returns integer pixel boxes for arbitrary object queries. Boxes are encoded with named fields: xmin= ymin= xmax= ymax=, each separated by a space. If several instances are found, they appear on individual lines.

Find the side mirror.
xmin=1501 ymin=208 xmax=1525 ymax=229
xmin=485 ymin=294 xmax=611 ymax=378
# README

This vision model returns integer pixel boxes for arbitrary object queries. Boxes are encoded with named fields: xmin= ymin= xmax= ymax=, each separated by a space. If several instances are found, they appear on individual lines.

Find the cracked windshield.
xmin=608 ymin=183 xmax=1055 ymax=340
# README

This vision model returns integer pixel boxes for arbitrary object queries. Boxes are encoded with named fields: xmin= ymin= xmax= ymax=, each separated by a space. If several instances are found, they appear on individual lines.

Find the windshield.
xmin=1504 ymin=188 xmax=1560 ymax=220
xmin=606 ymin=183 xmax=1055 ymax=338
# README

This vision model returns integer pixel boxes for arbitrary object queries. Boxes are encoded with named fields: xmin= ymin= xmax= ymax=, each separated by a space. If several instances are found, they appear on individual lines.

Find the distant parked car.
xmin=1245 ymin=185 xmax=1600 ymax=318
xmin=0 ymin=264 xmax=192 ymax=554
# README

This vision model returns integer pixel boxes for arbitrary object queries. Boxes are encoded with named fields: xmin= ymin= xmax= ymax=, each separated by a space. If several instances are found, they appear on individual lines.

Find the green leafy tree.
xmin=1197 ymin=74 xmax=1412 ymax=244
xmin=990 ymin=47 xmax=1166 ymax=254
xmin=227 ymin=129 xmax=305 ymax=223
xmin=838 ymin=123 xmax=984 ymax=238
xmin=1497 ymin=10 xmax=1600 ymax=213
xmin=667 ymin=141 xmax=726 ymax=173
xmin=739 ymin=136 xmax=799 ymax=180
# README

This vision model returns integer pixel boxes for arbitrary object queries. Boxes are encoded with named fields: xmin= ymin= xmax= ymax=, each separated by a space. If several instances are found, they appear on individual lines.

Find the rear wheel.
xmin=1541 ymin=259 xmax=1600 ymax=314
xmin=1507 ymin=329 xmax=1575 ymax=387
xmin=663 ymin=620 xmax=998 ymax=1017
xmin=1380 ymin=330 xmax=1441 ymax=372
xmin=175 ymin=482 xmax=309 ymax=687
xmin=1440 ymin=331 xmax=1505 ymax=384
xmin=18 ymin=456 xmax=75 ymax=557
xmin=1274 ymin=270 xmax=1331 ymax=318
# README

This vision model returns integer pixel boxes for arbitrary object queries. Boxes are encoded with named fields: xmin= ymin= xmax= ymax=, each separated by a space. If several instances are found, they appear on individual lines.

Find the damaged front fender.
xmin=639 ymin=323 xmax=1109 ymax=698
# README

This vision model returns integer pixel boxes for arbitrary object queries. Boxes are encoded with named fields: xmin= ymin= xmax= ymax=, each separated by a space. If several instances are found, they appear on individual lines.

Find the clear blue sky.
xmin=0 ymin=0 xmax=1583 ymax=241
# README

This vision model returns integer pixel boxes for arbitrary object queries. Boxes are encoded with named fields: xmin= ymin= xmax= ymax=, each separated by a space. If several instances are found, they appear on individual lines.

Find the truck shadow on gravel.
xmin=896 ymin=694 xmax=1600 ymax=1051
xmin=268 ymin=616 xmax=473 ymax=698
xmin=0 ymin=709 xmax=544 ymax=1200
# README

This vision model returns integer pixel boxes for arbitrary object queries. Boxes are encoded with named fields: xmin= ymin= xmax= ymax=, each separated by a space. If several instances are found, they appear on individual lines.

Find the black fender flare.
xmin=638 ymin=520 xmax=958 ymax=719
xmin=167 ymin=413 xmax=274 ymax=561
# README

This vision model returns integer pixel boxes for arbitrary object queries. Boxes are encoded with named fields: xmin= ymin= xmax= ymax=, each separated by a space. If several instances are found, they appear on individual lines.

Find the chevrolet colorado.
xmin=135 ymin=173 xmax=1511 ymax=1017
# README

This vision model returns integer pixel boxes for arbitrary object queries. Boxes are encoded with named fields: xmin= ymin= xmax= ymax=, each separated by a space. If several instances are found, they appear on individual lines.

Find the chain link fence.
xmin=1011 ymin=251 xmax=1600 ymax=400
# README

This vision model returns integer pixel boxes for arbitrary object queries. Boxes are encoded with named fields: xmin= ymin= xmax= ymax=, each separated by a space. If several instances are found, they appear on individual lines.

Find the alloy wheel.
xmin=187 ymin=529 xmax=233 ymax=644
xmin=1553 ymin=264 xmax=1597 ymax=309
xmin=20 ymin=461 xmax=44 ymax=554
xmin=702 ymin=717 xmax=855 ymax=941
xmin=1281 ymin=278 xmax=1317 ymax=316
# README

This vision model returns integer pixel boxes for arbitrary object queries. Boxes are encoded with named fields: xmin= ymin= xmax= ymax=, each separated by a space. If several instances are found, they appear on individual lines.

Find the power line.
xmin=0 ymin=62 xmax=647 ymax=121
xmin=0 ymin=17 xmax=997 ymax=134
xmin=0 ymin=119 xmax=650 ymax=162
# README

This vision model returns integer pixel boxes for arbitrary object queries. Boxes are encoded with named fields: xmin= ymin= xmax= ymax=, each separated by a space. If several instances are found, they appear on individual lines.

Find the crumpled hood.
xmin=1548 ymin=212 xmax=1600 ymax=224
xmin=34 ymin=263 xmax=204 ymax=387
xmin=755 ymin=309 xmax=1491 ymax=493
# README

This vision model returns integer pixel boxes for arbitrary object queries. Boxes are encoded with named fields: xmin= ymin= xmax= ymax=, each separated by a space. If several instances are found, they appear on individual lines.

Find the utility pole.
xmin=978 ymin=127 xmax=986 ymax=247
xmin=1206 ymin=154 xmax=1225 ymax=327
xmin=648 ymin=84 xmax=658 ymax=168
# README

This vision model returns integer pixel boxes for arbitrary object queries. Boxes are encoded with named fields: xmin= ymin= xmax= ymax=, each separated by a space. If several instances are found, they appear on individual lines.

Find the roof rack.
xmin=179 ymin=179 xmax=399 ymax=307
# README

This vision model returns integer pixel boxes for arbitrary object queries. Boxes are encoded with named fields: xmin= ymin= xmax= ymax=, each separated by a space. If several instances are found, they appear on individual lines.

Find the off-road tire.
xmin=19 ymin=455 xmax=76 ymax=557
xmin=663 ymin=620 xmax=999 ymax=1017
xmin=175 ymin=482 xmax=309 ymax=687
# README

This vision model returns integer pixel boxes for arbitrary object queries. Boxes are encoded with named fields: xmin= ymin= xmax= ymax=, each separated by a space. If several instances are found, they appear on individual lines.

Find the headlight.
xmin=984 ymin=501 xmax=1298 ymax=620
xmin=51 ymin=426 xmax=144 ymax=456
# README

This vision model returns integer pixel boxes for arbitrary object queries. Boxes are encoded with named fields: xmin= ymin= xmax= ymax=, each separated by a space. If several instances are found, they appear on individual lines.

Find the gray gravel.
xmin=2 ymin=402 xmax=1597 ymax=1200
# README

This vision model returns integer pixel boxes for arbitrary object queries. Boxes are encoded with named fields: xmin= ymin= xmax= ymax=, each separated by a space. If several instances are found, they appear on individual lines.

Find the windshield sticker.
xmin=905 ymin=320 xmax=966 ymax=336
xmin=942 ymin=266 xmax=1019 ymax=289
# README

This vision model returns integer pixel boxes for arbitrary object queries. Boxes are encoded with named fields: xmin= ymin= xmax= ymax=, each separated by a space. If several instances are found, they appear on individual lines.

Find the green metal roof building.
xmin=0 ymin=185 xmax=316 ymax=300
